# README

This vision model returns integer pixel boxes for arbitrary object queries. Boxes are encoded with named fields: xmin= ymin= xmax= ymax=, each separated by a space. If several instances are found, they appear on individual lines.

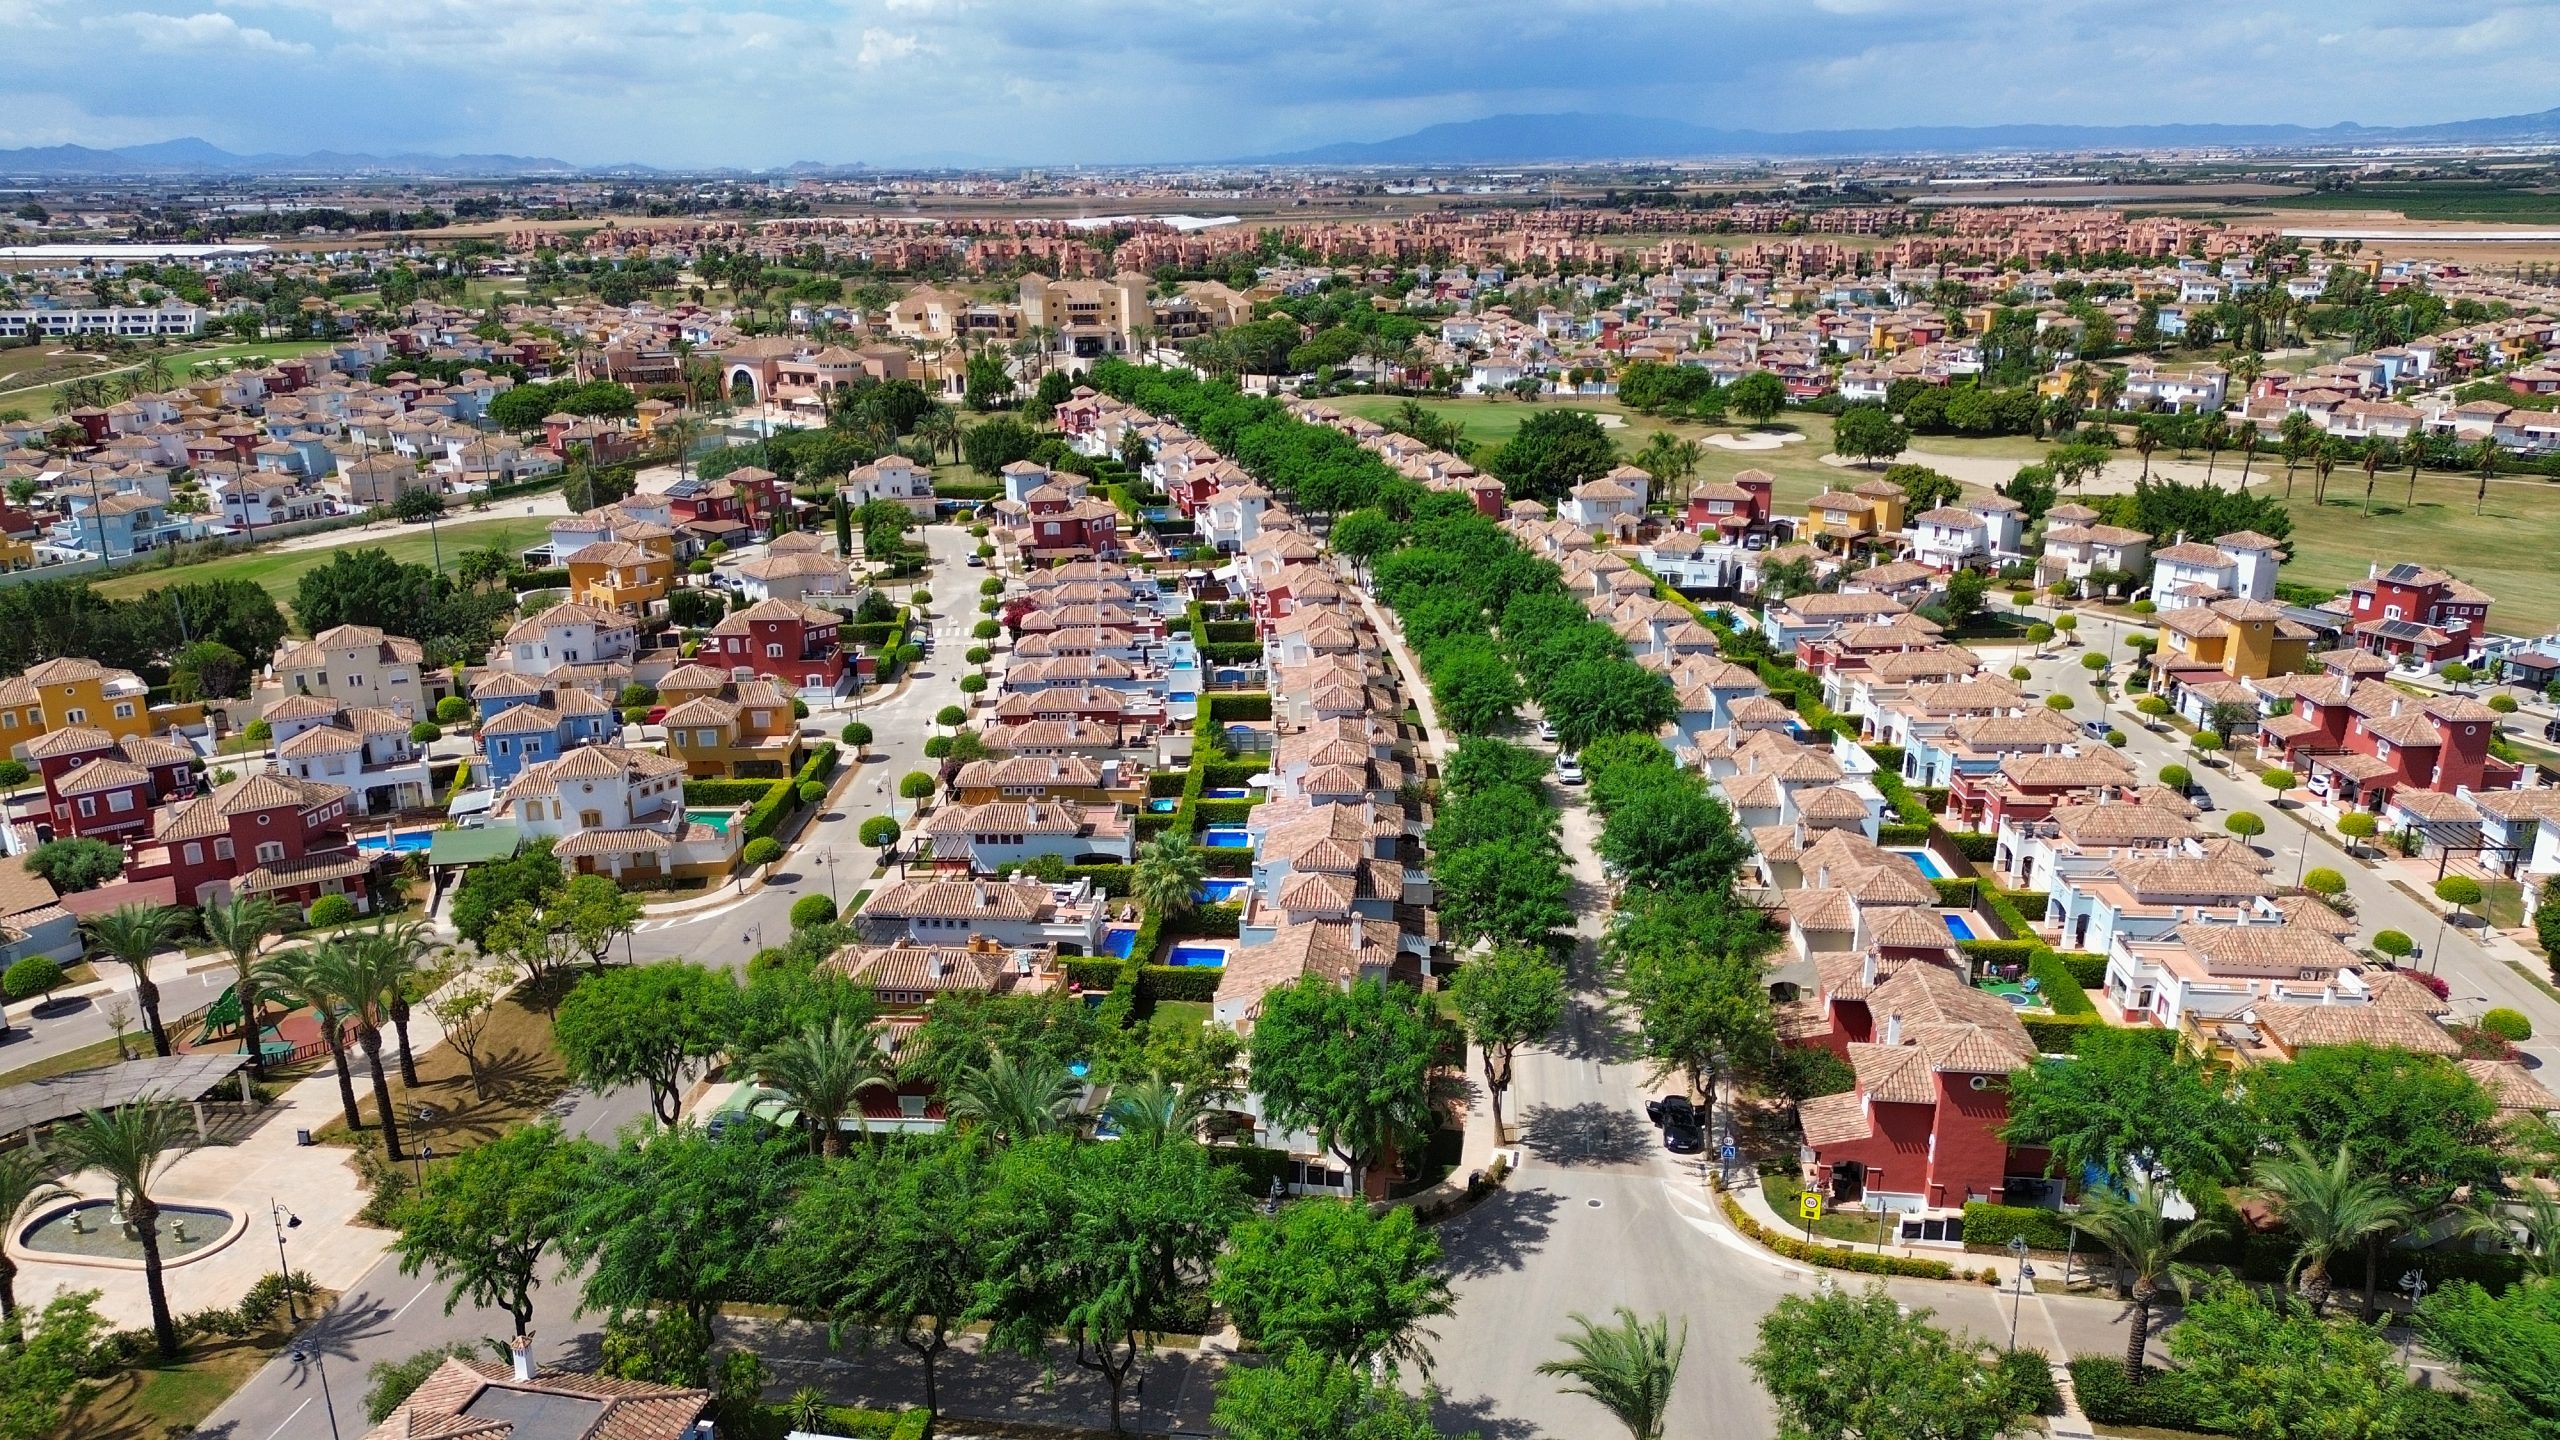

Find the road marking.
xmin=264 ymin=1397 xmax=313 ymax=1440
xmin=389 ymin=1283 xmax=433 ymax=1322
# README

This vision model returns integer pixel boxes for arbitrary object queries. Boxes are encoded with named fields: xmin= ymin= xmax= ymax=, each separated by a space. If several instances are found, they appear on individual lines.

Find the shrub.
xmin=2066 ymin=1358 xmax=2209 ymax=1432
xmin=2371 ymin=929 xmax=2415 ymax=963
xmin=2489 ymin=693 xmax=2520 ymax=714
xmin=2043 ymin=694 xmax=2074 ymax=711
xmin=2008 ymin=665 xmax=2032 ymax=682
xmin=742 ymin=837 xmax=782 ymax=869
xmin=2055 ymin=950 xmax=2108 ymax=989
xmin=790 ymin=895 xmax=838 ymax=930
xmin=305 ymin=894 xmax=357 ymax=928
xmin=923 ymin=736 xmax=952 ymax=759
xmin=2 ymin=956 xmax=63 ymax=1005
xmin=2302 ymin=867 xmax=2347 ymax=899
xmin=2481 ymin=1007 xmax=2534 ymax=1043
xmin=1995 ymin=1348 xmax=2062 ymax=1416
xmin=2160 ymin=763 xmax=2192 ymax=791
xmin=841 ymin=721 xmax=872 ymax=748
xmin=2192 ymin=731 xmax=2224 ymax=753
xmin=2080 ymin=653 xmax=2108 ymax=672
xmin=2436 ymin=874 xmax=2486 ymax=908
xmin=791 ymin=699 xmax=810 ymax=719
xmin=797 ymin=780 xmax=826 ymax=807
xmin=2105 ymin=729 xmax=2127 ymax=747
xmin=1136 ymin=965 xmax=1224 ymax=1003
xmin=2223 ymin=811 xmax=2265 ymax=839
xmin=2261 ymin=767 xmax=2295 ymax=794
xmin=434 ymin=696 xmax=471 ymax=725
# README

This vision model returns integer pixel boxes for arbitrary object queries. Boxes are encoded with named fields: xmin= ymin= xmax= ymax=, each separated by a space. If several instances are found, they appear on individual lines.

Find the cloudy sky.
xmin=7 ymin=0 xmax=2559 ymax=167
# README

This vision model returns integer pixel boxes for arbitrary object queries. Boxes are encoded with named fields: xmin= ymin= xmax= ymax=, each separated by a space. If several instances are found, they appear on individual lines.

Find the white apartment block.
xmin=0 ymin=304 xmax=205 ymax=339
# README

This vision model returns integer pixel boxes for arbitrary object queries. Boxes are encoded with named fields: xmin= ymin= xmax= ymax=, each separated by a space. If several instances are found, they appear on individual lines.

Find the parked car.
xmin=1662 ymin=1118 xmax=1707 ymax=1154
xmin=1537 ymin=719 xmax=1559 ymax=742
xmin=1645 ymin=1094 xmax=1699 ymax=1129
xmin=1554 ymin=755 xmax=1584 ymax=785
xmin=967 ymin=554 xmax=986 ymax=568
xmin=2189 ymin=790 xmax=2215 ymax=811
xmin=2082 ymin=720 xmax=2112 ymax=740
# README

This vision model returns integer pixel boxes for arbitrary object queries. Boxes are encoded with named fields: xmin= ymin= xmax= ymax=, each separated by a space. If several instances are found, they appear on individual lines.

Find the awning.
xmin=427 ymin=823 xmax=522 ymax=867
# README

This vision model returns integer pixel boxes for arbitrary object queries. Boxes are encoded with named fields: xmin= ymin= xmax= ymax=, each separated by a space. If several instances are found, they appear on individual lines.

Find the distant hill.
xmin=0 ymin=139 xmax=584 ymax=177
xmin=1249 ymin=105 xmax=2560 ymax=165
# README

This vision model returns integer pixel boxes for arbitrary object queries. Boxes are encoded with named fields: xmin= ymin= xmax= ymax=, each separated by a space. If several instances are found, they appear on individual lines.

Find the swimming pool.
xmin=1197 ymin=878 xmax=1249 ymax=903
xmin=1148 ymin=798 xmax=1181 ymax=814
xmin=1201 ymin=826 xmax=1251 ymax=848
xmin=1942 ymin=912 xmax=1978 ymax=941
xmin=355 ymin=831 xmax=432 ymax=856
xmin=1205 ymin=787 xmax=1250 ymax=800
xmin=1888 ymin=847 xmax=1951 ymax=880
xmin=1101 ymin=928 xmax=1138 ymax=959
xmin=1166 ymin=944 xmax=1229 ymax=968
xmin=686 ymin=808 xmax=733 ymax=834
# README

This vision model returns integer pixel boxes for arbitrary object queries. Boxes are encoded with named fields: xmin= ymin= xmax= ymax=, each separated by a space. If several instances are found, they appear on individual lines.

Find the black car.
xmin=1661 ymin=1119 xmax=1707 ymax=1154
xmin=1645 ymin=1094 xmax=1699 ymax=1129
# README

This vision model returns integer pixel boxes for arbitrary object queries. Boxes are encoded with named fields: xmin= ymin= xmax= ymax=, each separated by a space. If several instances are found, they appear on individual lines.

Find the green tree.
xmin=449 ymin=838 xmax=566 ymax=946
xmin=2167 ymin=1280 xmax=2406 ymax=1440
xmin=1132 ymin=829 xmax=1205 ymax=923
xmin=899 ymin=770 xmax=937 ymax=802
xmin=859 ymin=815 xmax=902 ymax=862
xmin=257 ymin=945 xmax=362 ymax=1128
xmin=1595 ymin=780 xmax=1749 ymax=895
xmin=1428 ymin=646 xmax=1526 ymax=735
xmin=1432 ymin=838 xmax=1573 ymax=947
xmin=2336 ymin=811 xmax=2379 ymax=854
xmin=392 ymin=1121 xmax=587 ymax=1336
xmin=552 ymin=962 xmax=738 ymax=1125
xmin=81 ymin=903 xmax=183 ymax=1057
xmin=747 ymin=1017 xmax=891 ymax=1158
xmin=1486 ymin=408 xmax=1616 ymax=504
xmin=1448 ymin=944 xmax=1565 ymax=1142
xmin=1214 ymin=1201 xmax=1453 ymax=1375
xmin=2225 ymin=811 xmax=2266 ymax=840
xmin=293 ymin=547 xmax=439 ymax=635
xmin=168 ymin=639 xmax=249 ymax=700
xmin=1537 ymin=1307 xmax=1687 ymax=1440
xmin=557 ymin=1123 xmax=809 ymax=1333
xmin=310 ymin=934 xmax=415 ymax=1161
xmin=0 ymin=958 xmax=61 ymax=1010
xmin=2001 ymin=1027 xmax=2251 ymax=1189
xmin=0 ymin=1154 xmax=67 ymax=1337
xmin=23 ymin=838 xmax=122 ymax=894
xmin=2419 ymin=1275 xmax=2560 ymax=1438
xmin=773 ymin=1135 xmax=992 ymax=1428
xmin=1212 ymin=1348 xmax=1458 ymax=1440
xmin=2437 ymin=873 xmax=2486 ymax=922
xmin=974 ymin=1134 xmax=1246 ymax=1433
xmin=553 ymin=872 xmax=643 ymax=971
xmin=945 ymin=1051 xmax=1084 ymax=1145
xmin=365 ymin=1344 xmax=482 ymax=1425
xmin=1833 ymin=406 xmax=1910 ymax=467
xmin=1330 ymin=509 xmax=1404 ymax=570
xmin=55 ymin=1102 xmax=196 ymax=1357
xmin=2075 ymin=1170 xmax=2224 ymax=1381
xmin=1728 ymin=371 xmax=1787 ymax=426
xmin=1749 ymin=1283 xmax=2034 ymax=1440
xmin=2251 ymin=1142 xmax=2413 ymax=1315
xmin=1542 ymin=658 xmax=1675 ymax=751
xmin=1620 ymin=945 xmax=1771 ymax=1119
xmin=1248 ymin=976 xmax=1449 ymax=1199
xmin=0 ymin=1292 xmax=107 ymax=1440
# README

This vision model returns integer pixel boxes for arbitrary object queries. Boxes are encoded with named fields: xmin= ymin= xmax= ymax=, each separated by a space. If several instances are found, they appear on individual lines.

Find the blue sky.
xmin=8 ymin=0 xmax=2559 ymax=167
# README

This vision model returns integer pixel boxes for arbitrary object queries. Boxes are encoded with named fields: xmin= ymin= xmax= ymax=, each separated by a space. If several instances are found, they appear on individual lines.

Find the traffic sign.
xmin=1798 ymin=1191 xmax=1824 ymax=1220
xmin=1720 ymin=1142 xmax=1738 ymax=1164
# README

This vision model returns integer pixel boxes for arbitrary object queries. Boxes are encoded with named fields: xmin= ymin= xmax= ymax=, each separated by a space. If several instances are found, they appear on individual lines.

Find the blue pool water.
xmin=1148 ymin=798 xmax=1180 ymax=813
xmin=1201 ymin=826 xmax=1251 ymax=848
xmin=1205 ymin=787 xmax=1250 ymax=799
xmin=356 ymin=832 xmax=432 ymax=855
xmin=1171 ymin=692 xmax=1198 ymax=704
xmin=1889 ymin=847 xmax=1951 ymax=879
xmin=1943 ymin=913 xmax=1978 ymax=941
xmin=1167 ymin=944 xmax=1229 ymax=967
xmin=1197 ymin=878 xmax=1248 ymax=902
xmin=1101 ymin=928 xmax=1138 ymax=959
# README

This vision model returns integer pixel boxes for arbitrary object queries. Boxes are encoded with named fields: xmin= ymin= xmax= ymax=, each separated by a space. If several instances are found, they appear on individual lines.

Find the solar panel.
xmin=2373 ymin=619 xmax=2430 ymax=642
xmin=2383 ymin=562 xmax=2426 ymax=583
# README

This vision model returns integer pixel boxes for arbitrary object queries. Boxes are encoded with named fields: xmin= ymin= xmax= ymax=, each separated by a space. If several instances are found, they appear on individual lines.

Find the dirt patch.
xmin=312 ymin=984 xmax=569 ymax=1154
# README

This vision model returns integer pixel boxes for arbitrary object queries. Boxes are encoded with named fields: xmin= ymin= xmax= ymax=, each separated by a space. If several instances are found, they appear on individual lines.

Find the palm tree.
xmin=1102 ymin=1071 xmax=1207 ymax=1147
xmin=2473 ymin=436 xmax=2502 ymax=515
xmin=1533 ymin=1307 xmax=1686 ymax=1440
xmin=2360 ymin=442 xmax=2390 ymax=518
xmin=0 ymin=1152 xmax=69 ymax=1341
xmin=915 ymin=405 xmax=961 ymax=466
xmin=83 ymin=903 xmax=184 ymax=1058
xmin=2133 ymin=423 xmax=2159 ymax=482
xmin=2198 ymin=417 xmax=2228 ymax=484
xmin=196 ymin=895 xmax=282 ymax=1082
xmin=2279 ymin=411 xmax=2318 ymax=497
xmin=2233 ymin=425 xmax=2260 ymax=487
xmin=57 ymin=1102 xmax=198 ymax=1358
xmin=2072 ymin=1169 xmax=2222 ymax=1381
xmin=660 ymin=416 xmax=703 ymax=483
xmin=2250 ymin=1141 xmax=2412 ymax=1314
xmin=256 ymin=947 xmax=362 ymax=1130
xmin=363 ymin=919 xmax=434 ymax=1086
xmin=314 ymin=938 xmax=410 ymax=1162
xmin=2310 ymin=438 xmax=2339 ymax=505
xmin=942 ymin=1051 xmax=1083 ymax=1144
xmin=1131 ymin=830 xmax=1204 ymax=924
xmin=749 ymin=1018 xmax=892 ymax=1158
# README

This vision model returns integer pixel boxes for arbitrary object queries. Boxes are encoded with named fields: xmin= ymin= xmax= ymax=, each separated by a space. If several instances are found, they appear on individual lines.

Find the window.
xmin=215 ymin=839 xmax=233 ymax=860
xmin=254 ymin=841 xmax=285 ymax=864
xmin=765 ymin=644 xmax=783 ymax=659
xmin=113 ymin=703 xmax=134 ymax=719
xmin=183 ymin=843 xmax=201 ymax=865
xmin=697 ymin=728 xmax=720 ymax=747
xmin=107 ymin=791 xmax=133 ymax=812
xmin=63 ymin=708 xmax=84 ymax=725
xmin=581 ymin=810 xmax=603 ymax=828
xmin=76 ymin=797 xmax=95 ymax=817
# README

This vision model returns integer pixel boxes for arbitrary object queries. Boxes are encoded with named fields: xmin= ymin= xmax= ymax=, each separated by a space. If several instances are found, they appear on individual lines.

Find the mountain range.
xmin=0 ymin=139 xmax=591 ymax=177
xmin=1247 ymin=105 xmax=2560 ymax=165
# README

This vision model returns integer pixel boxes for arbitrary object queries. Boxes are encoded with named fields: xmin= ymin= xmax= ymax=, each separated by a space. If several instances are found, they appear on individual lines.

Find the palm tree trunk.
xmin=2362 ymin=1235 xmax=2381 ymax=1317
xmin=135 ymin=1201 xmax=178 ymax=1358
xmin=240 ymin=976 xmax=267 ymax=1082
xmin=0 ymin=1253 xmax=19 ymax=1344
xmin=325 ymin=1028 xmax=361 ymax=1131
xmin=2122 ymin=1293 xmax=2151 ymax=1382
xmin=360 ymin=1028 xmax=404 ymax=1162
xmin=136 ymin=975 xmax=170 ymax=1058
xmin=390 ymin=996 xmax=419 ymax=1087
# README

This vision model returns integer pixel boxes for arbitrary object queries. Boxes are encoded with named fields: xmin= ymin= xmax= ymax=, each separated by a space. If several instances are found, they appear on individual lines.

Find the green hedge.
xmin=1202 ymin=620 xmax=1259 ymax=644
xmin=1871 ymin=767 xmax=1934 ymax=828
xmin=1170 ymin=901 xmax=1244 ymax=937
xmin=1878 ymin=822 xmax=1931 ymax=847
xmin=1208 ymin=693 xmax=1273 ymax=722
xmin=1863 ymin=743 xmax=1906 ymax=771
xmin=1147 ymin=771 xmax=1190 ymax=798
xmin=1719 ymin=1192 xmax=1955 ymax=1279
xmin=1135 ymin=813 xmax=1184 ymax=840
xmin=938 ymin=481 xmax=1001 ymax=503
xmin=682 ymin=780 xmax=773 ymax=806
xmin=510 ymin=566 xmax=571 ymax=591
xmin=1209 ymin=1142 xmax=1292 ymax=1196
xmin=2068 ymin=1360 xmax=2212 ymax=1433
xmin=800 ymin=742 xmax=840 ymax=782
xmin=2020 ymin=1015 xmax=2177 ymax=1055
xmin=1981 ymin=886 xmax=2036 ymax=940
xmin=1196 ymin=799 xmax=1255 ymax=825
xmin=1931 ymin=877 xmax=1981 ymax=907
xmin=1138 ymin=964 xmax=1224 ymax=1002
xmin=2027 ymin=950 xmax=2097 ymax=1016
xmin=1197 ymin=847 xmax=1253 ymax=877
xmin=846 ymin=621 xmax=903 ymax=647
xmin=1201 ymin=759 xmax=1271 ymax=786
xmin=1947 ymin=830 xmax=1997 ymax=863
xmin=738 ymin=778 xmax=799 ymax=843
xmin=1959 ymin=939 xmax=2044 ymax=970
xmin=1064 ymin=864 xmax=1132 ymax=897
xmin=1202 ymin=642 xmax=1263 ymax=665
xmin=1960 ymin=1202 xmax=2081 ymax=1253
xmin=2055 ymin=951 xmax=2108 ymax=989
xmin=1062 ymin=957 xmax=1128 ymax=991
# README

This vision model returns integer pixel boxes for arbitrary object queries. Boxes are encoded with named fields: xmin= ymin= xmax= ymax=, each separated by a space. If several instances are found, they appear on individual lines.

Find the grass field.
xmin=2257 ymin=184 xmax=2560 ymax=225
xmin=90 ymin=514 xmax=554 ymax=619
xmin=2243 ymin=467 xmax=2560 ymax=632
xmin=0 ymin=337 xmax=339 ymax=418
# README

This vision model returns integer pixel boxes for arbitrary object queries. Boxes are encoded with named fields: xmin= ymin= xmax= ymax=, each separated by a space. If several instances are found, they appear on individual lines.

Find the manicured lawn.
xmin=90 ymin=514 xmax=556 ymax=621
xmin=56 ymin=1298 xmax=329 ymax=1440
xmin=311 ymin=983 xmax=569 ymax=1154
xmin=3 ymin=337 xmax=338 ymax=417
xmin=1147 ymin=999 xmax=1211 ymax=1032
xmin=1760 ymin=1171 xmax=1898 ymax=1246
xmin=2244 ymin=467 xmax=2560 ymax=632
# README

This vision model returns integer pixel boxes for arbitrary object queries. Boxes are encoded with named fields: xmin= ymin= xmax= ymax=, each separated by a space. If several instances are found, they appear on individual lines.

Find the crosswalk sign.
xmin=1798 ymin=1191 xmax=1824 ymax=1220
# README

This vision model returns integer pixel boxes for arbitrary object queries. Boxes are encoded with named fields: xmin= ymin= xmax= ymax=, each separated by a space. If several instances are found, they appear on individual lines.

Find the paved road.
xmin=193 ymin=524 xmax=988 ymax=1440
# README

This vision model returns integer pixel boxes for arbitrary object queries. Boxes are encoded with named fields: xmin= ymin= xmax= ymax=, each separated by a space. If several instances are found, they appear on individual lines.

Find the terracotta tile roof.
xmin=2252 ymin=1001 xmax=2458 ymax=1056
xmin=358 ymin=1356 xmax=709 ymax=1440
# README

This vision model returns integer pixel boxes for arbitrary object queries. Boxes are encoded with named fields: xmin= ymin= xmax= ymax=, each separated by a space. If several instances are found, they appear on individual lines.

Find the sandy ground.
xmin=259 ymin=491 xmax=573 ymax=554
xmin=1818 ymin=446 xmax=2247 ymax=497
xmin=1708 ymin=430 xmax=1810 ymax=452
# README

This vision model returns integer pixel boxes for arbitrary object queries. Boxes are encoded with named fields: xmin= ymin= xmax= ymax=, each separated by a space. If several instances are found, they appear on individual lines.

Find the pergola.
xmin=0 ymin=1054 xmax=250 ymax=1152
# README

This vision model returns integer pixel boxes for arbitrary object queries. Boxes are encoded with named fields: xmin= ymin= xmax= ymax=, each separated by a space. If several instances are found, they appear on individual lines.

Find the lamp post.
xmin=411 ymin=1143 xmax=434 ymax=1189
xmin=268 ymin=1200 xmax=301 ymax=1323
xmin=2006 ymin=1236 xmax=2034 ymax=1351
xmin=289 ymin=1340 xmax=344 ymax=1440
xmin=819 ymin=851 xmax=838 ymax=908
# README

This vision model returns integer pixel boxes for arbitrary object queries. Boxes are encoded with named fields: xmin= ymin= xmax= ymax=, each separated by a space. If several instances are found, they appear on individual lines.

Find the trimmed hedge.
xmin=682 ymin=780 xmax=774 ymax=806
xmin=2027 ymin=950 xmax=2097 ymax=1016
xmin=1960 ymin=1202 xmax=2080 ymax=1253
xmin=1170 ymin=901 xmax=1243 ymax=937
xmin=1196 ymin=799 xmax=1255 ymax=825
xmin=1135 ymin=813 xmax=1184 ymax=840
xmin=1947 ymin=829 xmax=1997 ymax=863
xmin=1931 ymin=877 xmax=1981 ymax=907
xmin=1981 ymin=885 xmax=2036 ymax=940
xmin=1138 ymin=964 xmax=1224 ymax=1002
xmin=1958 ymin=939 xmax=2045 ymax=970
xmin=1200 ymin=759 xmax=1271 ymax=786
xmin=1207 ymin=693 xmax=1272 ymax=722
xmin=1718 ymin=1191 xmax=1956 ymax=1279
xmin=1064 ymin=864 xmax=1133 ymax=897
xmin=2068 ymin=1359 xmax=2211 ymax=1434
xmin=1062 ymin=957 xmax=1128 ymax=991
xmin=2055 ymin=951 xmax=2108 ymax=989
xmin=1878 ymin=822 xmax=1931 ymax=847
xmin=1147 ymin=772 xmax=1190 ymax=798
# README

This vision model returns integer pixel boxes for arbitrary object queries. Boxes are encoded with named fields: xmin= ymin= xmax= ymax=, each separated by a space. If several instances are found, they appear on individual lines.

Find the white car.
xmin=1537 ymin=719 xmax=1559 ymax=742
xmin=1555 ymin=756 xmax=1585 ymax=785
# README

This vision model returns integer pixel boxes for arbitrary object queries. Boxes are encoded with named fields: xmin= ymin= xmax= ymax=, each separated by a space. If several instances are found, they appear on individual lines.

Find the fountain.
xmin=18 ymin=1200 xmax=237 ymax=1265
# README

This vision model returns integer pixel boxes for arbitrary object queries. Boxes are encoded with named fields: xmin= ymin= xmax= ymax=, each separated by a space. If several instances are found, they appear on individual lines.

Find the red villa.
xmin=703 ymin=598 xmax=851 ymax=697
xmin=2344 ymin=562 xmax=2491 ymax=668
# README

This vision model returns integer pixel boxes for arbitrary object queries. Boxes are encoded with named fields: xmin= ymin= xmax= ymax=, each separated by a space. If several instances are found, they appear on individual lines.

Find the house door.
xmin=1830 ymin=1161 xmax=1867 ymax=1205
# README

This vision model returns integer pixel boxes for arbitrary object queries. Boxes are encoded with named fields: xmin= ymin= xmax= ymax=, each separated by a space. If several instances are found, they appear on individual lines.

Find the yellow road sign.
xmin=1798 ymin=1191 xmax=1824 ymax=1220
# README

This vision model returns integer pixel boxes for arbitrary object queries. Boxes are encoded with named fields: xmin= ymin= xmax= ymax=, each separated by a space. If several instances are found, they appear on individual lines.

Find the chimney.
xmin=1883 ymin=1011 xmax=1903 ymax=1047
xmin=1859 ymin=951 xmax=1877 ymax=988
xmin=973 ymin=881 xmax=989 ymax=907
xmin=929 ymin=953 xmax=947 ymax=980
xmin=509 ymin=1335 xmax=536 ymax=1382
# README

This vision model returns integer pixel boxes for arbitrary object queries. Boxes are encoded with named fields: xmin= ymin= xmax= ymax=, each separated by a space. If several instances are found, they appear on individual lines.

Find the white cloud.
xmin=90 ymin=9 xmax=313 ymax=55
xmin=856 ymin=26 xmax=924 ymax=67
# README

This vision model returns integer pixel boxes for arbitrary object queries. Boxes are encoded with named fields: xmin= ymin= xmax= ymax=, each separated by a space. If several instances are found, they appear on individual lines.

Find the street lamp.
xmin=2006 ymin=1235 xmax=2033 ymax=1351
xmin=410 ymin=1143 xmax=434 ymax=1188
xmin=268 ymin=1200 xmax=301 ymax=1323
xmin=288 ymin=1340 xmax=345 ymax=1440
xmin=818 ymin=851 xmax=838 ymax=908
